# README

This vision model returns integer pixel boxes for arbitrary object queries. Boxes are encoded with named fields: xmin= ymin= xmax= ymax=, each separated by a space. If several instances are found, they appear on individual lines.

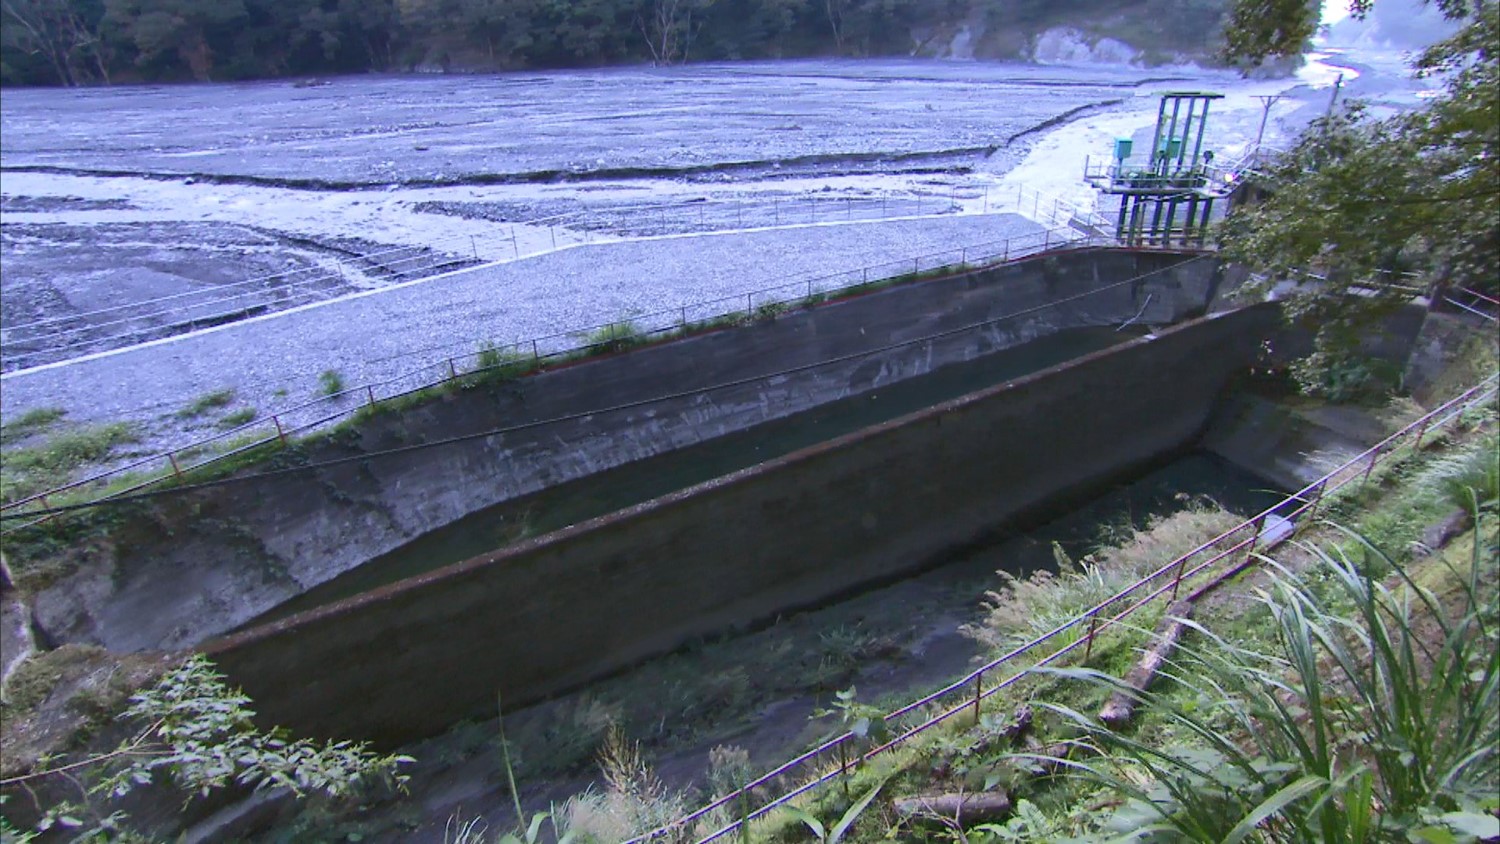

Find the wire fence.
xmin=620 ymin=372 xmax=1499 ymax=844
xmin=0 ymin=183 xmax=1101 ymax=371
xmin=0 ymin=224 xmax=1123 ymax=531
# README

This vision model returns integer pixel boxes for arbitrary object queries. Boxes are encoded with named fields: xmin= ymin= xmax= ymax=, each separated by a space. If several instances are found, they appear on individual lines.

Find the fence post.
xmin=973 ymin=670 xmax=983 ymax=724
xmin=961 ymin=247 xmax=968 ymax=265
xmin=1044 ymin=229 xmax=1051 ymax=249
xmin=550 ymin=226 xmax=557 ymax=250
xmin=168 ymin=452 xmax=184 ymax=480
xmin=913 ymin=257 xmax=920 ymax=274
xmin=531 ymin=339 xmax=539 ymax=363
xmin=746 ymin=293 xmax=753 ymax=316
xmin=846 ymin=197 xmax=852 ymax=220
xmin=273 ymin=415 xmax=288 ymax=446
xmin=1084 ymin=610 xmax=1100 ymax=660
xmin=1413 ymin=416 xmax=1432 ymax=450
xmin=366 ymin=385 xmax=376 ymax=407
xmin=448 ymin=358 xmax=458 ymax=380
xmin=470 ymin=235 xmax=478 ymax=259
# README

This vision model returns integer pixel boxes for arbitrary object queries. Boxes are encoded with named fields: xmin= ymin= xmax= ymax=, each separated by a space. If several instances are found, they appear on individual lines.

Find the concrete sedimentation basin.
xmin=202 ymin=295 xmax=1283 ymax=745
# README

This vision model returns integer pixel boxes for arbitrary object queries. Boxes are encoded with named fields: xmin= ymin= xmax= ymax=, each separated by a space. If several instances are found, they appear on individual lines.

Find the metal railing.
xmin=0 ymin=225 xmax=1116 ymax=530
xmin=623 ymin=373 xmax=1499 ymax=844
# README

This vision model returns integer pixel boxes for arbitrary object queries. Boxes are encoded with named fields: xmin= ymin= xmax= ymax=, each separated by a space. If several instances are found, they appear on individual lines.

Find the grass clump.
xmin=214 ymin=408 xmax=258 ymax=430
xmin=963 ymin=503 xmax=1242 ymax=654
xmin=0 ymin=407 xmax=66 ymax=446
xmin=175 ymin=389 xmax=235 ymax=419
xmin=0 ymin=422 xmax=139 ymax=504
xmin=582 ymin=321 xmax=644 ymax=354
xmin=318 ymin=369 xmax=346 ymax=396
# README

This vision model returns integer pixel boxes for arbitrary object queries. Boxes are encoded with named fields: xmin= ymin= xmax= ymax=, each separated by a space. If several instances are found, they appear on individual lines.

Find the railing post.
xmin=973 ymin=670 xmax=983 ymax=724
xmin=1361 ymin=444 xmax=1383 ymax=488
xmin=366 ymin=385 xmax=376 ymax=407
xmin=532 ymin=339 xmax=539 ymax=363
xmin=1413 ymin=416 xmax=1431 ymax=450
xmin=1244 ymin=513 xmax=1267 ymax=564
xmin=550 ymin=226 xmax=557 ymax=249
xmin=1303 ymin=478 xmax=1327 ymax=526
xmin=1084 ymin=610 xmax=1100 ymax=660
xmin=746 ymin=293 xmax=753 ymax=315
xmin=448 ymin=358 xmax=458 ymax=380
xmin=470 ymin=235 xmax=478 ymax=259
xmin=1044 ymin=229 xmax=1051 ymax=249
xmin=273 ymin=415 xmax=288 ymax=446
xmin=1169 ymin=552 xmax=1191 ymax=600
xmin=168 ymin=452 xmax=184 ymax=480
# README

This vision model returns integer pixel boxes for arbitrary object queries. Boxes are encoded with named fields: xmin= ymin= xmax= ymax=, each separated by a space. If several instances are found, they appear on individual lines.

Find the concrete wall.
xmin=31 ymin=249 xmax=1230 ymax=653
xmin=205 ymin=304 xmax=1283 ymax=746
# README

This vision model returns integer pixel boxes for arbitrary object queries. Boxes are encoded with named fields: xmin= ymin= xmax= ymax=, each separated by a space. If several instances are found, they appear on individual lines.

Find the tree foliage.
xmin=1 ymin=0 xmax=1231 ymax=85
xmin=1220 ymin=0 xmax=1498 ymax=394
xmin=3 ymin=654 xmax=411 ymax=840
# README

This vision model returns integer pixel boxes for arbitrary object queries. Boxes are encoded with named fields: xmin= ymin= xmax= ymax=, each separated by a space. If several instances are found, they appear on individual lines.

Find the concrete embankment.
xmin=26 ymin=248 xmax=1230 ymax=653
xmin=205 ymin=303 xmax=1283 ymax=745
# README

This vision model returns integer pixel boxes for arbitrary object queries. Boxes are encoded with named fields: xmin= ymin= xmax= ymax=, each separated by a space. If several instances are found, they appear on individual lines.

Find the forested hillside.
xmin=1 ymin=0 xmax=1231 ymax=86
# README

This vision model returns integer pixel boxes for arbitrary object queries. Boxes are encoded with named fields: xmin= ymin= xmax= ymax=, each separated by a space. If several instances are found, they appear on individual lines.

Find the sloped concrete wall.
xmin=206 ymin=304 xmax=1282 ymax=745
xmin=34 ymin=248 xmax=1229 ymax=653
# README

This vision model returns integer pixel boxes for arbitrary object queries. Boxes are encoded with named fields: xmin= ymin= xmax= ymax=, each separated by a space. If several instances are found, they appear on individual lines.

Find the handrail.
xmin=623 ymin=373 xmax=1500 ymax=843
xmin=0 ymin=225 xmax=1114 ymax=527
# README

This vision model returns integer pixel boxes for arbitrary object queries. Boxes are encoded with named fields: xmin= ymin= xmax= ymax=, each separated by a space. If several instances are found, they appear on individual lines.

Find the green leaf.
xmin=1411 ymin=827 xmax=1460 ymax=844
xmin=782 ymin=805 xmax=825 ymax=841
xmin=1436 ymin=812 xmax=1500 ymax=838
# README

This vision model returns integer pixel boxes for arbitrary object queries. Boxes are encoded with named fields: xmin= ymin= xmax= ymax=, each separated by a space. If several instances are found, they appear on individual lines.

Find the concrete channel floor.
xmin=0 ymin=212 xmax=1048 ymax=459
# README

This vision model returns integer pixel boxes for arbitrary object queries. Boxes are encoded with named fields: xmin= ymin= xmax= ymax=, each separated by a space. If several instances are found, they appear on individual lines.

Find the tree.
xmin=1219 ymin=0 xmax=1498 ymax=394
xmin=1 ymin=0 xmax=111 ymax=85
xmin=2 ymin=655 xmax=411 ymax=840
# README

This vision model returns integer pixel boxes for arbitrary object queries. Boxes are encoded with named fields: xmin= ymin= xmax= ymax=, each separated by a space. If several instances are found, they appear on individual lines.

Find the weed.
xmin=175 ymin=389 xmax=235 ymax=419
xmin=0 ymin=407 xmax=66 ymax=446
xmin=0 ymin=423 xmax=139 ymax=503
xmin=582 ymin=321 xmax=644 ymax=354
xmin=214 ymin=408 xmax=258 ymax=430
xmin=561 ymin=727 xmax=688 ymax=843
xmin=318 ymin=370 xmax=346 ymax=396
xmin=754 ymin=301 xmax=790 ymax=321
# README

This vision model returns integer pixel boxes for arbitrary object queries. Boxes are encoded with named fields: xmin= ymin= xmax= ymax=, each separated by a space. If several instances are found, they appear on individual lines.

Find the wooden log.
xmin=892 ymin=791 xmax=1013 ymax=826
xmin=1098 ymin=600 xmax=1195 ymax=728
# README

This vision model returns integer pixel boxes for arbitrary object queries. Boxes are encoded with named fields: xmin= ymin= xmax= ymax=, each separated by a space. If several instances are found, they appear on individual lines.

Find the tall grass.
xmin=963 ymin=504 xmax=1241 ymax=654
xmin=1023 ymin=521 xmax=1500 ymax=842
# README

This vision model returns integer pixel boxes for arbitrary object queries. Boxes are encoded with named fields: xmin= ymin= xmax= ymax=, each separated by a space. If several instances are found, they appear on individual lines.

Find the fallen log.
xmin=1098 ymin=600 xmax=1195 ymax=728
xmin=893 ymin=791 xmax=1013 ymax=827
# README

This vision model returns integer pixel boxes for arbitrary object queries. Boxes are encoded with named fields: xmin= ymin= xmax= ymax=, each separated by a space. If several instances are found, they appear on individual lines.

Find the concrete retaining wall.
xmin=32 ymin=248 xmax=1230 ymax=653
xmin=205 ymin=303 xmax=1282 ymax=745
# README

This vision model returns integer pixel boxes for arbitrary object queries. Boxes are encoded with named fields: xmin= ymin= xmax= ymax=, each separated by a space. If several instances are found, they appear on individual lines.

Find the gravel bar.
xmin=0 ymin=212 xmax=1047 ymax=457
